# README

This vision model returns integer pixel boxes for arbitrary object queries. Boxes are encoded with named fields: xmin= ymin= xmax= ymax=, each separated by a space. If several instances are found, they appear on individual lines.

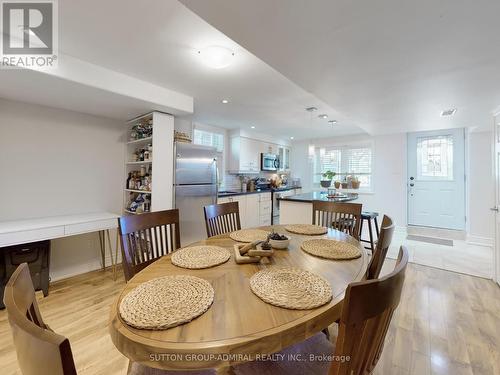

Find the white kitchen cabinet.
xmin=229 ymin=136 xmax=260 ymax=173
xmin=278 ymin=146 xmax=291 ymax=171
xmin=217 ymin=192 xmax=272 ymax=228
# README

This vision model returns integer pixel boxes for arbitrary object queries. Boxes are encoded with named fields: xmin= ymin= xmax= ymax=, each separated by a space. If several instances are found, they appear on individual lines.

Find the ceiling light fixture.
xmin=251 ymin=126 xmax=255 ymax=129
xmin=290 ymin=136 xmax=294 ymax=140
xmin=328 ymin=120 xmax=338 ymax=125
xmin=221 ymin=99 xmax=229 ymax=104
xmin=441 ymin=108 xmax=457 ymax=117
xmin=197 ymin=46 xmax=235 ymax=69
xmin=305 ymin=107 xmax=318 ymax=112
xmin=318 ymin=114 xmax=328 ymax=119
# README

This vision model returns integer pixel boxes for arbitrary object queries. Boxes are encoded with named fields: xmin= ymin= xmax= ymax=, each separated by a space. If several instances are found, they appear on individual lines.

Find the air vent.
xmin=441 ymin=108 xmax=457 ymax=117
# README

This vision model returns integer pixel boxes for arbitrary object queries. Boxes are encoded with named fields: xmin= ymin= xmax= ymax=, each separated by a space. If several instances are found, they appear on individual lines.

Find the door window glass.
xmin=416 ymin=135 xmax=453 ymax=180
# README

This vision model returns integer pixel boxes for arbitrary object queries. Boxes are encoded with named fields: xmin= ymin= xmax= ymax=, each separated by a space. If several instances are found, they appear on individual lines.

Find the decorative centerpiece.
xmin=234 ymin=240 xmax=274 ymax=264
xmin=320 ymin=170 xmax=336 ymax=188
xmin=268 ymin=232 xmax=291 ymax=249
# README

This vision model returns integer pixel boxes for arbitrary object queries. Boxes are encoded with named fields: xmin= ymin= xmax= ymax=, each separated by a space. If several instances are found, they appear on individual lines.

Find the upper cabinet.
xmin=228 ymin=130 xmax=292 ymax=174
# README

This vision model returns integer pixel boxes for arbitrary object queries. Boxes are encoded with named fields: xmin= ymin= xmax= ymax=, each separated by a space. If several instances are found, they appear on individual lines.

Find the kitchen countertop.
xmin=277 ymin=191 xmax=358 ymax=203
xmin=218 ymin=186 xmax=301 ymax=198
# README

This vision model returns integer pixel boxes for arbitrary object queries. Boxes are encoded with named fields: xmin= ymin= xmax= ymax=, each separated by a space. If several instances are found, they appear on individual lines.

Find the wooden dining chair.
xmin=3 ymin=263 xmax=77 ymax=375
xmin=204 ymin=201 xmax=241 ymax=237
xmin=234 ymin=246 xmax=409 ymax=375
xmin=118 ymin=209 xmax=181 ymax=282
xmin=365 ymin=215 xmax=395 ymax=280
xmin=4 ymin=263 xmax=215 ymax=375
xmin=312 ymin=201 xmax=363 ymax=240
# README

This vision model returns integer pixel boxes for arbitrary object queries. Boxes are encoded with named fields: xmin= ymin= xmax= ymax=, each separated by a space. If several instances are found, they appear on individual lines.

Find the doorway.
xmin=407 ymin=128 xmax=466 ymax=230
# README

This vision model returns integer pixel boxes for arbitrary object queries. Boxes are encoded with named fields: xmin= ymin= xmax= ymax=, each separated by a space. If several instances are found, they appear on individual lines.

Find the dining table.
xmin=109 ymin=225 xmax=368 ymax=374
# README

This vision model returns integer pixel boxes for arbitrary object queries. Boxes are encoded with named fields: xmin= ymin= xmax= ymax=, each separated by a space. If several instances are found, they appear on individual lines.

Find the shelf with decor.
xmin=123 ymin=111 xmax=175 ymax=215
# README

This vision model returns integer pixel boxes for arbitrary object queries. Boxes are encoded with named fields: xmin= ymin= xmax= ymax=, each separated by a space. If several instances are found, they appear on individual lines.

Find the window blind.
xmin=193 ymin=129 xmax=224 ymax=153
xmin=314 ymin=144 xmax=373 ymax=188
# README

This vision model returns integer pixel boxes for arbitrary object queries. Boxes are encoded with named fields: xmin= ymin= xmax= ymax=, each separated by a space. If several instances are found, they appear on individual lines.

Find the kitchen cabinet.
xmin=217 ymin=192 xmax=272 ymax=228
xmin=278 ymin=146 xmax=291 ymax=171
xmin=229 ymin=136 xmax=260 ymax=173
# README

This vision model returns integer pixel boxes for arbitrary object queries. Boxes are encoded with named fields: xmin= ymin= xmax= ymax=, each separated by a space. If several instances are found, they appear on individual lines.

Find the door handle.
xmin=490 ymin=206 xmax=499 ymax=212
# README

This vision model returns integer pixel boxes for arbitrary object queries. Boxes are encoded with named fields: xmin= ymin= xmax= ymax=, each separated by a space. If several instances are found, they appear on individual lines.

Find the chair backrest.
xmin=330 ymin=246 xmax=409 ymax=375
xmin=365 ymin=215 xmax=395 ymax=280
xmin=118 ymin=209 xmax=181 ymax=282
xmin=312 ymin=201 xmax=363 ymax=240
xmin=3 ymin=263 xmax=77 ymax=375
xmin=204 ymin=201 xmax=241 ymax=237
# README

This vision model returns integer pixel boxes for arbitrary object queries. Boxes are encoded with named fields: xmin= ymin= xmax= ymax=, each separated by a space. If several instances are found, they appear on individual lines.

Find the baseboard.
xmin=466 ymin=235 xmax=494 ymax=247
xmin=50 ymin=253 xmax=121 ymax=282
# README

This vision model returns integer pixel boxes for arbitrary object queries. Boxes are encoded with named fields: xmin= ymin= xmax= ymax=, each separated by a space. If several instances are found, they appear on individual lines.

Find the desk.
xmin=0 ymin=212 xmax=120 ymax=280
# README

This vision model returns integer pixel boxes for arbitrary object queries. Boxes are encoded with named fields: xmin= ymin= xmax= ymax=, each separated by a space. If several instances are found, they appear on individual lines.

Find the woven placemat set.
xmin=284 ymin=224 xmax=328 ymax=235
xmin=229 ymin=229 xmax=270 ymax=242
xmin=119 ymin=275 xmax=214 ymax=330
xmin=301 ymin=239 xmax=361 ymax=260
xmin=171 ymin=245 xmax=231 ymax=269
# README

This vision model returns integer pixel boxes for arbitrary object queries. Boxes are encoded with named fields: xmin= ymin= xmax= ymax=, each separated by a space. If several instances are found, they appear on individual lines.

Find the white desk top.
xmin=0 ymin=212 xmax=120 ymax=247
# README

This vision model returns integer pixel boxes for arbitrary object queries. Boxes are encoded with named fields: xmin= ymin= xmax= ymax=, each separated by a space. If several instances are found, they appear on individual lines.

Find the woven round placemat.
xmin=229 ymin=229 xmax=270 ymax=243
xmin=119 ymin=275 xmax=214 ymax=330
xmin=301 ymin=239 xmax=361 ymax=260
xmin=171 ymin=246 xmax=231 ymax=269
xmin=284 ymin=224 xmax=328 ymax=235
xmin=250 ymin=267 xmax=332 ymax=310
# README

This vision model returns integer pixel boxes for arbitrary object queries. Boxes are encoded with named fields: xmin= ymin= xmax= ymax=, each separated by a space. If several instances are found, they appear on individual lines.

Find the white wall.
xmin=467 ymin=130 xmax=495 ymax=244
xmin=290 ymin=133 xmax=408 ymax=229
xmin=0 ymin=98 xmax=125 ymax=280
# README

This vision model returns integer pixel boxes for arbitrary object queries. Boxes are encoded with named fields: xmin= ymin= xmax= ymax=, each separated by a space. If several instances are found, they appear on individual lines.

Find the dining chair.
xmin=312 ymin=201 xmax=363 ymax=240
xmin=118 ymin=209 xmax=181 ymax=282
xmin=234 ymin=246 xmax=409 ymax=375
xmin=3 ymin=263 xmax=77 ymax=375
xmin=4 ymin=263 xmax=216 ymax=375
xmin=204 ymin=201 xmax=241 ymax=237
xmin=365 ymin=215 xmax=395 ymax=280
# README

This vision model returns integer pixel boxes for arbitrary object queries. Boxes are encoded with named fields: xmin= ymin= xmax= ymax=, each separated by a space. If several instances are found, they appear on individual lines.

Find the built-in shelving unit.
xmin=123 ymin=111 xmax=175 ymax=215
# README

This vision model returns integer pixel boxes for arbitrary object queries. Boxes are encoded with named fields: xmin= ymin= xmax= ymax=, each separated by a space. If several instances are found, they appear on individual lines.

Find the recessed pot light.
xmin=251 ymin=126 xmax=255 ymax=129
xmin=318 ymin=114 xmax=328 ymax=119
xmin=441 ymin=108 xmax=457 ymax=117
xmin=290 ymin=136 xmax=294 ymax=140
xmin=221 ymin=99 xmax=229 ymax=104
xmin=197 ymin=46 xmax=235 ymax=69
xmin=328 ymin=120 xmax=338 ymax=125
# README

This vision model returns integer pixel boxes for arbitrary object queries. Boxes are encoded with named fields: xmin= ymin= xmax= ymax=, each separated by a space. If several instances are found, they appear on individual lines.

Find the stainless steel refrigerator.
xmin=174 ymin=142 xmax=218 ymax=245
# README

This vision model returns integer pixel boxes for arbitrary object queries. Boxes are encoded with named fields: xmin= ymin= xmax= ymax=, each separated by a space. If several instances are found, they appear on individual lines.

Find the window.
xmin=313 ymin=144 xmax=373 ymax=188
xmin=416 ymin=135 xmax=453 ymax=180
xmin=193 ymin=129 xmax=224 ymax=152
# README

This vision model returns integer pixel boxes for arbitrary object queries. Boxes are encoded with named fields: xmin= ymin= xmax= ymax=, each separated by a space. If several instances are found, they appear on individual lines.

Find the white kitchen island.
xmin=278 ymin=191 xmax=359 ymax=224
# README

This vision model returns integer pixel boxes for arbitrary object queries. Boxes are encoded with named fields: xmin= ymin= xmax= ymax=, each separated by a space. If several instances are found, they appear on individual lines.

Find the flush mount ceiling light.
xmin=251 ymin=126 xmax=256 ymax=129
xmin=290 ymin=136 xmax=294 ymax=140
xmin=328 ymin=120 xmax=338 ymax=125
xmin=318 ymin=114 xmax=328 ymax=119
xmin=441 ymin=108 xmax=457 ymax=117
xmin=197 ymin=46 xmax=235 ymax=69
xmin=221 ymin=99 xmax=229 ymax=104
xmin=305 ymin=106 xmax=318 ymax=112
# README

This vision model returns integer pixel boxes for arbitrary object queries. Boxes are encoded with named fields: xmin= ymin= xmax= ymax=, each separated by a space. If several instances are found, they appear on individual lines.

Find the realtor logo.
xmin=1 ymin=0 xmax=58 ymax=68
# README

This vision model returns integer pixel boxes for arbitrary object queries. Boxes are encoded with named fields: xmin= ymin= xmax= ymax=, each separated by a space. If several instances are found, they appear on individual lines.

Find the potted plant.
xmin=320 ymin=170 xmax=336 ymax=188
xmin=351 ymin=176 xmax=361 ymax=189
xmin=334 ymin=180 xmax=341 ymax=188
xmin=341 ymin=177 xmax=349 ymax=189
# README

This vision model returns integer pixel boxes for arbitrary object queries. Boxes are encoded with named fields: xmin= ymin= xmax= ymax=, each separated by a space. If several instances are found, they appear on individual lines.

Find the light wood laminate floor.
xmin=1 ymin=262 xmax=499 ymax=375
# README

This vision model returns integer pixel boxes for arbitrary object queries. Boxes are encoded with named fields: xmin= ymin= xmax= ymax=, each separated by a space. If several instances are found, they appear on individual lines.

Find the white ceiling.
xmin=181 ymin=0 xmax=500 ymax=134
xmin=26 ymin=0 xmax=364 ymax=138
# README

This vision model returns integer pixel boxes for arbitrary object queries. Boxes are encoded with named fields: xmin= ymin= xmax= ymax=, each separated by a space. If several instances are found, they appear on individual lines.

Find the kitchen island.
xmin=277 ymin=191 xmax=358 ymax=225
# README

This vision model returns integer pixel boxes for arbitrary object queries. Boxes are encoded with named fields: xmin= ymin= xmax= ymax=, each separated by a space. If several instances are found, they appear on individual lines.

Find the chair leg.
xmin=359 ymin=217 xmax=364 ymax=239
xmin=368 ymin=218 xmax=375 ymax=253
xmin=374 ymin=216 xmax=380 ymax=238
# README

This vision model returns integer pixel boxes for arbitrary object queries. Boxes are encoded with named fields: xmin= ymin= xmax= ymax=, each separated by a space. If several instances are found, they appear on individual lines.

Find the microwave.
xmin=261 ymin=153 xmax=280 ymax=171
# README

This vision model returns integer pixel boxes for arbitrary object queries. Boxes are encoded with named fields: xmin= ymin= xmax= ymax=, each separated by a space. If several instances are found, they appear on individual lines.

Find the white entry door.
xmin=407 ymin=128 xmax=465 ymax=230
xmin=493 ymin=115 xmax=500 ymax=285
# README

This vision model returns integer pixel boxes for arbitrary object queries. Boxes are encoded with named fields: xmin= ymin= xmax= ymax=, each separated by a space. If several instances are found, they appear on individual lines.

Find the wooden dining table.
xmin=109 ymin=225 xmax=368 ymax=373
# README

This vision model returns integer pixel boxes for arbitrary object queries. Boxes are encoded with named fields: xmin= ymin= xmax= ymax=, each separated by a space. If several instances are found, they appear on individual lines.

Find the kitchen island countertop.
xmin=277 ymin=191 xmax=358 ymax=203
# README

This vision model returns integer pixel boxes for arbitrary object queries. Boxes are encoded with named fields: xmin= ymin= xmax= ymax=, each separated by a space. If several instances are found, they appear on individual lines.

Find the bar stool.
xmin=359 ymin=211 xmax=380 ymax=252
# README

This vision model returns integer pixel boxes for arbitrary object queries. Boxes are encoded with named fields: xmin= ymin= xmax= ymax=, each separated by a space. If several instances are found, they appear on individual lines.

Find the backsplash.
xmin=222 ymin=172 xmax=290 ymax=192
